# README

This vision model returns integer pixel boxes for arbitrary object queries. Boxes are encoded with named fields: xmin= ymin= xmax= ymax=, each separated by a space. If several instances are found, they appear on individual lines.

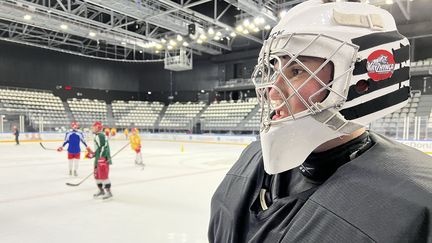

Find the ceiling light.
xmin=236 ymin=25 xmax=244 ymax=32
xmin=176 ymin=35 xmax=183 ymax=41
xmin=216 ymin=31 xmax=222 ymax=36
xmin=182 ymin=41 xmax=189 ymax=47
xmin=89 ymin=32 xmax=96 ymax=37
xmin=161 ymin=38 xmax=167 ymax=43
xmin=199 ymin=34 xmax=207 ymax=40
xmin=167 ymin=45 xmax=173 ymax=50
xmin=60 ymin=24 xmax=68 ymax=30
xmin=279 ymin=10 xmax=287 ymax=18
xmin=197 ymin=39 xmax=203 ymax=44
xmin=243 ymin=19 xmax=250 ymax=27
xmin=230 ymin=32 xmax=236 ymax=37
xmin=139 ymin=50 xmax=143 ymax=53
xmin=156 ymin=44 xmax=163 ymax=49
xmin=248 ymin=23 xmax=257 ymax=30
xmin=242 ymin=29 xmax=249 ymax=34
xmin=213 ymin=35 xmax=220 ymax=40
xmin=253 ymin=27 xmax=260 ymax=33
xmin=23 ymin=15 xmax=32 ymax=20
xmin=169 ymin=39 xmax=177 ymax=46
xmin=155 ymin=50 xmax=160 ymax=53
xmin=208 ymin=28 xmax=215 ymax=35
xmin=385 ymin=0 xmax=393 ymax=4
xmin=264 ymin=25 xmax=271 ymax=30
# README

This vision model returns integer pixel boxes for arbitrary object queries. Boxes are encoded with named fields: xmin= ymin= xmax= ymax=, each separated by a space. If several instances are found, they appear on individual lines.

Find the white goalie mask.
xmin=252 ymin=0 xmax=411 ymax=174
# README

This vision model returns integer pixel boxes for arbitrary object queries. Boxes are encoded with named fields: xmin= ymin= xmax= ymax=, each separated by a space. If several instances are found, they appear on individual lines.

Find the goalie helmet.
xmin=251 ymin=0 xmax=410 ymax=174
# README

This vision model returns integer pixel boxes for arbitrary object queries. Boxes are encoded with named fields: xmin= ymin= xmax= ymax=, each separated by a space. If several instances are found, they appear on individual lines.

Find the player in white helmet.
xmin=209 ymin=0 xmax=432 ymax=242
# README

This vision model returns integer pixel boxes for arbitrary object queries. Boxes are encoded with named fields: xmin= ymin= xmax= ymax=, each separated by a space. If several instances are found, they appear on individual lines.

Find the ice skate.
xmin=93 ymin=189 xmax=105 ymax=199
xmin=102 ymin=190 xmax=113 ymax=200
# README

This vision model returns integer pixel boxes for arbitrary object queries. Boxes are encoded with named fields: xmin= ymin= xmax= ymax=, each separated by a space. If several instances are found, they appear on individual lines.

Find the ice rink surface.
xmin=0 ymin=139 xmax=247 ymax=243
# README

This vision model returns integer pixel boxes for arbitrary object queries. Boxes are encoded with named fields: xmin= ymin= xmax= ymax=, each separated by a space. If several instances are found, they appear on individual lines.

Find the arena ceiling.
xmin=0 ymin=0 xmax=430 ymax=62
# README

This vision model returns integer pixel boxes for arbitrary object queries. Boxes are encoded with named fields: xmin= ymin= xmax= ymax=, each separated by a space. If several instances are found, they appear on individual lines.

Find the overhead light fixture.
xmin=385 ymin=0 xmax=393 ymax=4
xmin=176 ymin=35 xmax=183 ymax=41
xmin=156 ymin=44 xmax=163 ymax=49
xmin=182 ymin=41 xmax=189 ymax=47
xmin=139 ymin=50 xmax=143 ymax=53
xmin=213 ymin=35 xmax=220 ymax=40
xmin=264 ymin=25 xmax=271 ymax=30
xmin=199 ymin=34 xmax=207 ymax=40
xmin=60 ymin=24 xmax=68 ymax=30
xmin=169 ymin=39 xmax=177 ymax=46
xmin=167 ymin=45 xmax=173 ymax=50
xmin=236 ymin=25 xmax=244 ymax=32
xmin=155 ymin=50 xmax=160 ymax=53
xmin=254 ymin=17 xmax=265 ymax=25
xmin=161 ymin=38 xmax=167 ymax=43
xmin=216 ymin=31 xmax=222 ymax=37
xmin=208 ymin=28 xmax=215 ymax=35
xmin=23 ymin=15 xmax=32 ymax=20
xmin=89 ymin=32 xmax=96 ymax=37
xmin=243 ymin=19 xmax=250 ymax=27
xmin=230 ymin=32 xmax=237 ymax=37
xmin=248 ymin=23 xmax=256 ymax=30
xmin=121 ymin=41 xmax=126 ymax=45
xmin=243 ymin=29 xmax=249 ymax=34
xmin=279 ymin=10 xmax=287 ymax=18
xmin=253 ymin=27 xmax=260 ymax=33
xmin=148 ymin=91 xmax=152 ymax=95
xmin=197 ymin=39 xmax=203 ymax=44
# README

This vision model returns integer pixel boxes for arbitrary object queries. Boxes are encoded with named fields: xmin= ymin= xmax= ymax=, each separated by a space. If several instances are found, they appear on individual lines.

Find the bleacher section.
xmin=68 ymin=98 xmax=107 ymax=127
xmin=201 ymin=99 xmax=258 ymax=131
xmin=244 ymin=107 xmax=261 ymax=131
xmin=112 ymin=100 xmax=164 ymax=129
xmin=159 ymin=101 xmax=206 ymax=131
xmin=370 ymin=90 xmax=421 ymax=134
xmin=0 ymin=88 xmax=68 ymax=128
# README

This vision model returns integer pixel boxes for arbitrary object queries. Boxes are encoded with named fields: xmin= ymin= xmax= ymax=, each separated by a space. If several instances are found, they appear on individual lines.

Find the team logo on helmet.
xmin=366 ymin=50 xmax=395 ymax=81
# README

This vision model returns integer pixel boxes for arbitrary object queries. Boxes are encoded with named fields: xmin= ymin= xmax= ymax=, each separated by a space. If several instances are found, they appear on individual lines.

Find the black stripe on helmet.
xmin=340 ymin=86 xmax=410 ymax=120
xmin=353 ymin=44 xmax=409 ymax=76
xmin=351 ymin=31 xmax=405 ymax=52
xmin=347 ymin=66 xmax=410 ymax=101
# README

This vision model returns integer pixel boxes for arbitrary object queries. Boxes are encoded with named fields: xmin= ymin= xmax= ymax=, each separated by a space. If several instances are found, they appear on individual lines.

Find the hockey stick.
xmin=39 ymin=142 xmax=85 ymax=152
xmin=65 ymin=142 xmax=130 ymax=187
xmin=39 ymin=142 xmax=57 ymax=151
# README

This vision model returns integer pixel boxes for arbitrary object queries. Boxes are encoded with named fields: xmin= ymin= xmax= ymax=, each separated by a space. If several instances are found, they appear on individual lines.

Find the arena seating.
xmin=201 ymin=98 xmax=258 ymax=131
xmin=0 ymin=88 xmax=68 ymax=128
xmin=159 ymin=101 xmax=206 ymax=131
xmin=67 ymin=98 xmax=107 ymax=127
xmin=112 ymin=100 xmax=164 ymax=129
xmin=370 ymin=90 xmax=421 ymax=135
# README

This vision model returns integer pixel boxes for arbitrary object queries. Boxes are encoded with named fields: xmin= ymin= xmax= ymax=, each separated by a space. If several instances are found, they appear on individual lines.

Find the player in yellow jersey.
xmin=129 ymin=128 xmax=144 ymax=166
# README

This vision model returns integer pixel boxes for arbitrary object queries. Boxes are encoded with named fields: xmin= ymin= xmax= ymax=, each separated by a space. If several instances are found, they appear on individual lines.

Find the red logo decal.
xmin=366 ymin=50 xmax=395 ymax=81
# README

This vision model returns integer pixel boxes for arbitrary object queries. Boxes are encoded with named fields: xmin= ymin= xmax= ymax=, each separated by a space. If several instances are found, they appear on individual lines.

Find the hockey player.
xmin=129 ymin=128 xmax=144 ymax=166
xmin=87 ymin=121 xmax=113 ymax=200
xmin=104 ymin=127 xmax=110 ymax=139
xmin=209 ymin=0 xmax=432 ymax=242
xmin=110 ymin=127 xmax=117 ymax=137
xmin=57 ymin=121 xmax=90 ymax=176
xmin=123 ymin=128 xmax=129 ymax=140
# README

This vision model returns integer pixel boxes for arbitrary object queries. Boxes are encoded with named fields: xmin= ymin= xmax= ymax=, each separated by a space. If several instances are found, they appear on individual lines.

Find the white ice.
xmin=0 ymin=139 xmax=247 ymax=243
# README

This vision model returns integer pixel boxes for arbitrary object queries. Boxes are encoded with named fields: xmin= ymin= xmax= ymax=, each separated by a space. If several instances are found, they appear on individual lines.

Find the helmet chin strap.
xmin=260 ymin=108 xmax=364 ymax=175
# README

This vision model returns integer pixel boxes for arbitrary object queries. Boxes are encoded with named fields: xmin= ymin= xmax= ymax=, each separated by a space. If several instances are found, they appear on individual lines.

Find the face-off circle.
xmin=366 ymin=50 xmax=395 ymax=81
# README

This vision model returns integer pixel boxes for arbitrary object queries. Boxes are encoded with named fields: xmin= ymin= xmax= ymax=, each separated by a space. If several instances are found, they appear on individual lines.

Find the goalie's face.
xmin=269 ymin=56 xmax=334 ymax=121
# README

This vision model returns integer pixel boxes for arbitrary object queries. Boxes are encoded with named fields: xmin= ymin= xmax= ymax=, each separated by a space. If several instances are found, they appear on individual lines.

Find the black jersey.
xmin=209 ymin=131 xmax=432 ymax=243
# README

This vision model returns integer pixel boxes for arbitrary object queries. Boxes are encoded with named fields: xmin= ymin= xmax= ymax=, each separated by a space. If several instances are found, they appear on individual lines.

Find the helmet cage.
xmin=252 ymin=32 xmax=359 ymax=130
